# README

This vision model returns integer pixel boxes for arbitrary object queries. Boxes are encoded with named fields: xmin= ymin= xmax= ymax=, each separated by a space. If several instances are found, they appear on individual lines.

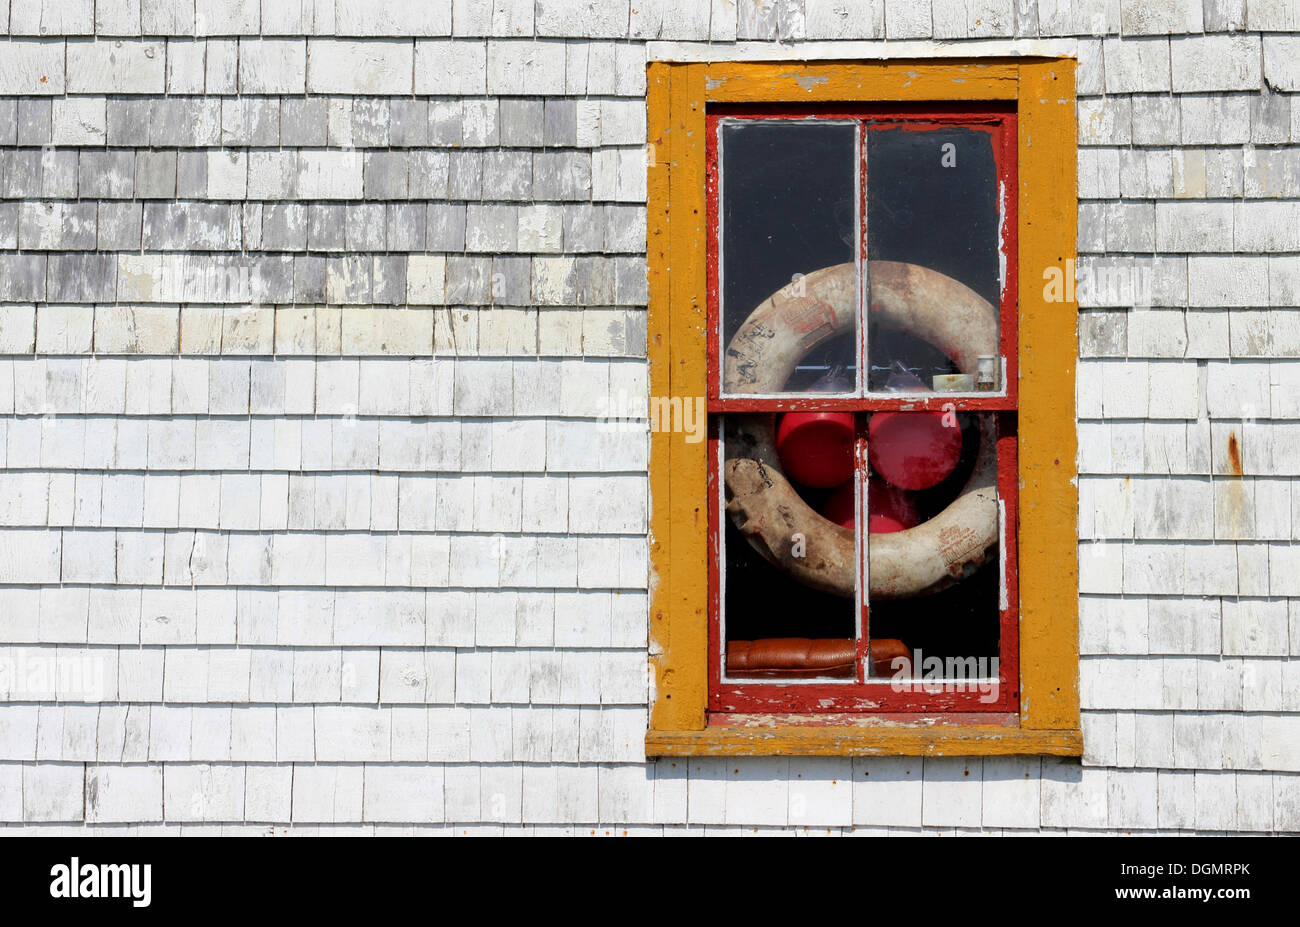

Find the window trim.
xmin=706 ymin=107 xmax=1020 ymax=715
xmin=645 ymin=59 xmax=1082 ymax=757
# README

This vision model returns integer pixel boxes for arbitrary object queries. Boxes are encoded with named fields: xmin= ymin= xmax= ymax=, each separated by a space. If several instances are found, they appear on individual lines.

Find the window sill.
xmin=645 ymin=724 xmax=1083 ymax=758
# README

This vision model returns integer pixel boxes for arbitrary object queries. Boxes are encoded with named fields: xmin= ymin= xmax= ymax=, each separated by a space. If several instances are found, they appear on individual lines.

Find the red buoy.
xmin=867 ymin=477 xmax=920 ymax=533
xmin=868 ymin=411 xmax=963 ymax=490
xmin=821 ymin=477 xmax=921 ymax=533
xmin=821 ymin=480 xmax=856 ymax=528
xmin=775 ymin=411 xmax=855 ymax=489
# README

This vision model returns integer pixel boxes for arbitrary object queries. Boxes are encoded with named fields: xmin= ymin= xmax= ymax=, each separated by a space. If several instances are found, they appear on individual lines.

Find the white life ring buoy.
xmin=723 ymin=261 xmax=1000 ymax=600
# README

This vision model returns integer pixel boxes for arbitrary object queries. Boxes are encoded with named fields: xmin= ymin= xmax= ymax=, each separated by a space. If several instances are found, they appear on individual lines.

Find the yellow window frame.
xmin=645 ymin=59 xmax=1083 ymax=757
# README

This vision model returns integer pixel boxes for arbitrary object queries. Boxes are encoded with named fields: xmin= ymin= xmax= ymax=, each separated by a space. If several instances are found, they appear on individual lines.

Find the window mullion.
xmin=857 ymin=118 xmax=870 ymax=683
xmin=857 ymin=117 xmax=869 ymax=400
xmin=855 ymin=412 xmax=870 ymax=683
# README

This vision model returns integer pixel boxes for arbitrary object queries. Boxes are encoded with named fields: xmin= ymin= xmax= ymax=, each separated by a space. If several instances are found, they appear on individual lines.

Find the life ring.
xmin=723 ymin=261 xmax=1000 ymax=600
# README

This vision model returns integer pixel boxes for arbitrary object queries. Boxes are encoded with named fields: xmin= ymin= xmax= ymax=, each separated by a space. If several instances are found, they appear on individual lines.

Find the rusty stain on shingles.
xmin=1227 ymin=431 xmax=1243 ymax=476
xmin=1220 ymin=431 xmax=1250 ymax=539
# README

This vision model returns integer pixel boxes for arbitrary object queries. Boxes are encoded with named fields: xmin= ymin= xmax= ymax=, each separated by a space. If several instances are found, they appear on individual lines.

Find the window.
xmin=711 ymin=106 xmax=1016 ymax=716
xmin=646 ymin=60 xmax=1082 ymax=757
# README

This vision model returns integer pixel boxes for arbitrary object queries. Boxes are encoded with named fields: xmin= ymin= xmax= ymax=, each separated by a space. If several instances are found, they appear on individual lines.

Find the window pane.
xmin=863 ymin=411 xmax=1002 ymax=679
xmin=719 ymin=120 xmax=858 ymax=396
xmin=722 ymin=412 xmax=858 ymax=680
xmin=865 ymin=125 xmax=1001 ymax=394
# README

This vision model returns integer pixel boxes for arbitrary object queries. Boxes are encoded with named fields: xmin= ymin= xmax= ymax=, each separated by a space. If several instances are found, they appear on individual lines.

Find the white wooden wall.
xmin=1 ymin=0 xmax=1298 ymax=833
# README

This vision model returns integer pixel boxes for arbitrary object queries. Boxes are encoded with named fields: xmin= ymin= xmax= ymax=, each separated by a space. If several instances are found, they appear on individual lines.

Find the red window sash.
xmin=705 ymin=105 xmax=1021 ymax=717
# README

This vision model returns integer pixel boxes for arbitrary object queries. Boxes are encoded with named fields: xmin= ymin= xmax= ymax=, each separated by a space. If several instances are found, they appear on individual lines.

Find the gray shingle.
xmin=387 ymin=203 xmax=427 ymax=251
xmin=408 ymin=151 xmax=450 ymax=199
xmin=251 ymin=255 xmax=296 ymax=304
xmin=0 ymin=254 xmax=46 ymax=301
xmin=533 ymin=150 xmax=590 ymax=200
xmin=0 ymin=100 xmax=16 ymax=146
xmin=446 ymin=255 xmax=493 ymax=304
xmin=135 ymin=150 xmax=178 ymax=199
xmin=105 ymin=97 xmax=149 ymax=144
xmin=42 ymin=150 xmax=80 ymax=198
xmin=243 ymin=202 xmax=264 ymax=249
xmin=78 ymin=151 xmax=135 ymax=199
xmin=364 ymin=151 xmax=409 ymax=199
xmin=1131 ymin=96 xmax=1180 ymax=145
xmin=2 ymin=150 xmax=42 ymax=198
xmin=614 ymin=256 xmax=647 ymax=305
xmin=543 ymin=99 xmax=577 ymax=147
xmin=326 ymin=255 xmax=373 ymax=304
xmin=345 ymin=203 xmax=387 ymax=251
xmin=308 ymin=204 xmax=347 ymax=251
xmin=108 ymin=200 xmax=162 ymax=253
xmin=176 ymin=150 xmax=208 ymax=198
xmin=106 ymin=98 xmax=151 ymax=146
xmin=492 ymin=255 xmax=532 ymax=305
xmin=294 ymin=254 xmax=327 ymax=302
xmin=427 ymin=203 xmax=467 ymax=251
xmin=429 ymin=100 xmax=462 ymax=144
xmin=1081 ymin=310 xmax=1129 ymax=357
xmin=389 ymin=100 xmax=429 ymax=147
xmin=481 ymin=149 xmax=531 ymax=200
xmin=448 ymin=150 xmax=483 ymax=199
xmin=1251 ymin=90 xmax=1291 ymax=144
xmin=0 ymin=203 xmax=17 ymax=250
xmin=222 ymin=98 xmax=281 ymax=147
xmin=351 ymin=99 xmax=391 ymax=147
xmin=562 ymin=204 xmax=603 ymax=252
xmin=20 ymin=202 xmax=98 ymax=250
xmin=500 ymin=99 xmax=544 ymax=147
xmin=602 ymin=204 xmax=643 ymax=252
xmin=466 ymin=203 xmax=518 ymax=251
xmin=461 ymin=99 xmax=499 ymax=145
xmin=565 ymin=255 xmax=615 ymax=305
xmin=280 ymin=98 xmax=329 ymax=147
xmin=152 ymin=98 xmax=222 ymax=146
xmin=47 ymin=253 xmax=114 ymax=302
xmin=143 ymin=202 xmax=241 ymax=250
xmin=16 ymin=98 xmax=51 ymax=146
xmin=372 ymin=255 xmax=408 ymax=305
xmin=263 ymin=203 xmax=308 ymax=251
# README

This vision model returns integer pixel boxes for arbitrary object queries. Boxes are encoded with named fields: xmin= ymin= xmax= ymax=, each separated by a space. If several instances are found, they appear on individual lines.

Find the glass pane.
xmin=862 ymin=411 xmax=1001 ymax=682
xmin=721 ymin=412 xmax=857 ymax=680
xmin=865 ymin=125 xmax=1002 ymax=394
xmin=719 ymin=120 xmax=858 ymax=396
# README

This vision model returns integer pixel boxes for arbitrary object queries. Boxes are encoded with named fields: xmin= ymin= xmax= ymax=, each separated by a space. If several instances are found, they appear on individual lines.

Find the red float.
xmin=775 ymin=410 xmax=855 ymax=488
xmin=821 ymin=480 xmax=856 ymax=528
xmin=868 ymin=410 xmax=963 ymax=490
xmin=821 ymin=477 xmax=921 ymax=533
xmin=868 ymin=478 xmax=921 ymax=533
